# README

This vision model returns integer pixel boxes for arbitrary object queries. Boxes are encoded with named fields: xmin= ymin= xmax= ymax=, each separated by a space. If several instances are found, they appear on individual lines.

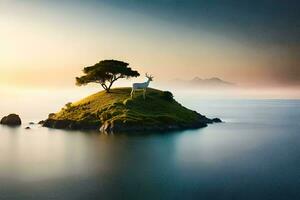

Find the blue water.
xmin=0 ymin=99 xmax=299 ymax=199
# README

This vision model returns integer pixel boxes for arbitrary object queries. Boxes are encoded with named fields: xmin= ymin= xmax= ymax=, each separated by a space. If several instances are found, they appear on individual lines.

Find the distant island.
xmin=42 ymin=88 xmax=221 ymax=133
xmin=170 ymin=77 xmax=235 ymax=88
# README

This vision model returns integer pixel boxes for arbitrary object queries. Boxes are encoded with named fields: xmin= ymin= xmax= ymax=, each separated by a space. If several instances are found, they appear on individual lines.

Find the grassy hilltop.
xmin=43 ymin=87 xmax=221 ymax=133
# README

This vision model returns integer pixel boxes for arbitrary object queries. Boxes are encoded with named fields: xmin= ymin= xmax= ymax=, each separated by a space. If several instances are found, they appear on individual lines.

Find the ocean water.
xmin=0 ymin=95 xmax=299 ymax=199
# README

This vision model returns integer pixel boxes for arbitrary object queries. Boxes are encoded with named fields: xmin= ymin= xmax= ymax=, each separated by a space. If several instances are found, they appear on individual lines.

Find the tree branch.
xmin=101 ymin=83 xmax=108 ymax=90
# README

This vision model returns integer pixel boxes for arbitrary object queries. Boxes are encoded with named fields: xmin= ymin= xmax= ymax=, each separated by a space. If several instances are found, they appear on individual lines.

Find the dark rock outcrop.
xmin=38 ymin=120 xmax=45 ymax=125
xmin=43 ymin=113 xmax=221 ymax=133
xmin=0 ymin=114 xmax=22 ymax=126
xmin=43 ymin=119 xmax=100 ymax=130
xmin=212 ymin=118 xmax=222 ymax=123
xmin=99 ymin=114 xmax=219 ymax=133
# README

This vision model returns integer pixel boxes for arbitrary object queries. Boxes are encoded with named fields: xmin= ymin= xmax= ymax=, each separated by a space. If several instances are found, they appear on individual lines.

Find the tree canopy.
xmin=76 ymin=60 xmax=140 ymax=92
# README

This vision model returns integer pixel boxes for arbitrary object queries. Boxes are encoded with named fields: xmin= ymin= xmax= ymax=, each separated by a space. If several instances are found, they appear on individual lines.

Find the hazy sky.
xmin=0 ymin=0 xmax=299 ymax=88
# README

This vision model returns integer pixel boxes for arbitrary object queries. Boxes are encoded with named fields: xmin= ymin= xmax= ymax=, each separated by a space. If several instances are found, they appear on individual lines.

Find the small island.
xmin=43 ymin=87 xmax=221 ymax=133
xmin=41 ymin=59 xmax=221 ymax=133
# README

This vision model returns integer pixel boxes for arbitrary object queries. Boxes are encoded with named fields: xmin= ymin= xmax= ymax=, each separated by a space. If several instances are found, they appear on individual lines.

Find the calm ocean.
xmin=0 ymin=93 xmax=299 ymax=199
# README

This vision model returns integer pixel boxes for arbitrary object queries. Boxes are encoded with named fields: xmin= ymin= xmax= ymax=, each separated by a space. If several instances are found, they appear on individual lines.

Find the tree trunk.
xmin=106 ymin=78 xmax=117 ymax=93
xmin=101 ymin=83 xmax=109 ymax=92
xmin=100 ymin=75 xmax=120 ymax=93
xmin=106 ymin=83 xmax=113 ymax=92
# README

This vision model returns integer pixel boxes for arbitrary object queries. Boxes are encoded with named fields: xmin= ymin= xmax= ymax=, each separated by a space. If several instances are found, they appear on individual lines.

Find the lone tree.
xmin=76 ymin=60 xmax=140 ymax=92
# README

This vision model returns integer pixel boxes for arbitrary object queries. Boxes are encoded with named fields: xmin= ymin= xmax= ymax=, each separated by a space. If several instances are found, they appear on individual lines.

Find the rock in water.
xmin=212 ymin=118 xmax=222 ymax=123
xmin=0 ymin=114 xmax=22 ymax=126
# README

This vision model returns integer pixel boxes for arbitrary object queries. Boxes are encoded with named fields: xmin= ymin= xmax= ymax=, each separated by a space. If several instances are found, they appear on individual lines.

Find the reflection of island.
xmin=42 ymin=88 xmax=221 ymax=133
xmin=170 ymin=77 xmax=235 ymax=88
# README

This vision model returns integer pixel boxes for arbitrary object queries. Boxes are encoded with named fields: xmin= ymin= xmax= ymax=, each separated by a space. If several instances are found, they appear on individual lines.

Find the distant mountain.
xmin=170 ymin=77 xmax=235 ymax=88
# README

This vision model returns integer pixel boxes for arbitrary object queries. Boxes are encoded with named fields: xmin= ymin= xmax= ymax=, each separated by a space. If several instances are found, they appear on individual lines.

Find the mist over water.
xmin=0 ymin=82 xmax=299 ymax=122
xmin=0 ymin=89 xmax=299 ymax=199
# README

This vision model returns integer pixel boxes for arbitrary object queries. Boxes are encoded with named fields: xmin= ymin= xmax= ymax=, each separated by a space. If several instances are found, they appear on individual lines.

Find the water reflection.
xmin=0 ymin=100 xmax=299 ymax=199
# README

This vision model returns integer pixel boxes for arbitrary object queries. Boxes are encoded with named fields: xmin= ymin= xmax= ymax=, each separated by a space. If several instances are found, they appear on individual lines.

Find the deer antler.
xmin=145 ymin=73 xmax=154 ymax=79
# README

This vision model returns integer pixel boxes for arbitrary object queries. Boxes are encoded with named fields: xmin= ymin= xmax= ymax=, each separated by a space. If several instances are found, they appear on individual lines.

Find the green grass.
xmin=50 ymin=87 xmax=204 ymax=129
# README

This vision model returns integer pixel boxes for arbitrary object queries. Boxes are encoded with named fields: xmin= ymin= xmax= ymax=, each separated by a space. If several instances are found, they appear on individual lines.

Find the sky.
xmin=0 ymin=0 xmax=299 ymax=90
